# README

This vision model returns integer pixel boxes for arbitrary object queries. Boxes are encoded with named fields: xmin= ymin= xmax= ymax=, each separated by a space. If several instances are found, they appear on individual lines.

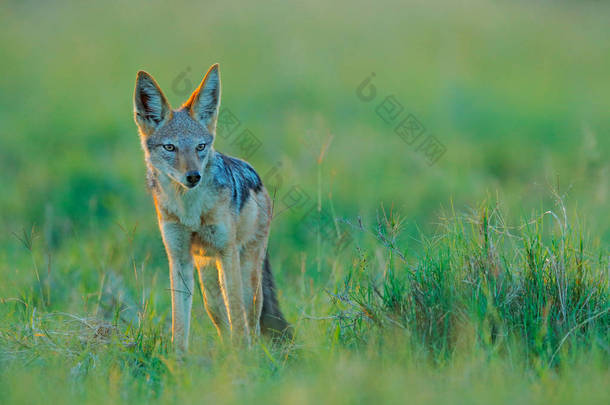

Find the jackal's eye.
xmin=196 ymin=143 xmax=206 ymax=151
xmin=162 ymin=144 xmax=175 ymax=152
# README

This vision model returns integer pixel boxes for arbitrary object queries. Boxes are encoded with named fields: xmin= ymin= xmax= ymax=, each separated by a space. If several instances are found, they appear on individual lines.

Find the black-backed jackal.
xmin=133 ymin=64 xmax=290 ymax=351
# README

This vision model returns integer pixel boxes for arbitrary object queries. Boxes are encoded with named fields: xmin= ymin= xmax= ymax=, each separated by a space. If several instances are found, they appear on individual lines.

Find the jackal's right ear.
xmin=184 ymin=64 xmax=221 ymax=132
xmin=134 ymin=71 xmax=171 ymax=135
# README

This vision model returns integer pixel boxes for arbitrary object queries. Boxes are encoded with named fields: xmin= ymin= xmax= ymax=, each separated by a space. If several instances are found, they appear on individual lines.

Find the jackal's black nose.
xmin=185 ymin=171 xmax=201 ymax=187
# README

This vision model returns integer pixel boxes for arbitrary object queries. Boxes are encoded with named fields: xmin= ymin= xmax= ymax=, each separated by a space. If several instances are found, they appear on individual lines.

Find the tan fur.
xmin=134 ymin=64 xmax=278 ymax=351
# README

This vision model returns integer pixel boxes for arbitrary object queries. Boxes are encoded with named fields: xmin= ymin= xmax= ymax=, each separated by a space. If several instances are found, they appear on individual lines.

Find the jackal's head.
xmin=134 ymin=64 xmax=220 ymax=189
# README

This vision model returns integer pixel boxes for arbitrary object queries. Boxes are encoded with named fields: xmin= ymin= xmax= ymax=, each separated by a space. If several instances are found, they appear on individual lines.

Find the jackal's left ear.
xmin=185 ymin=64 xmax=221 ymax=132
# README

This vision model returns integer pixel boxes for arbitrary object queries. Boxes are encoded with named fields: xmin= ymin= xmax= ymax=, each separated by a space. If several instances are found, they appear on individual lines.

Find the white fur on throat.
xmin=154 ymin=172 xmax=217 ymax=229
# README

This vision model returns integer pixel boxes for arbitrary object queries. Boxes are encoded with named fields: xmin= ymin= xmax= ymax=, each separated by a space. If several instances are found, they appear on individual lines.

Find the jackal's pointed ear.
xmin=134 ymin=71 xmax=171 ymax=135
xmin=185 ymin=64 xmax=221 ymax=132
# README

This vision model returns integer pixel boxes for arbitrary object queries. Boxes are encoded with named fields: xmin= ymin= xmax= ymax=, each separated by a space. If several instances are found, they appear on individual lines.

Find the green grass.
xmin=332 ymin=200 xmax=608 ymax=365
xmin=0 ymin=0 xmax=609 ymax=403
xmin=0 ymin=200 xmax=608 ymax=404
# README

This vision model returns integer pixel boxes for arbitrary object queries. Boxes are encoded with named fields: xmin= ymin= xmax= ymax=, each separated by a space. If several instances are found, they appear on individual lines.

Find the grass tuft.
xmin=331 ymin=198 xmax=609 ymax=369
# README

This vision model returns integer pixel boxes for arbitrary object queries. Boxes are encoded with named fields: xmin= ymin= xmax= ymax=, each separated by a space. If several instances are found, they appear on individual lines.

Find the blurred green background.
xmin=1 ymin=0 xmax=609 ymax=311
xmin=0 ymin=0 xmax=609 ymax=403
xmin=1 ymin=0 xmax=608 ymax=303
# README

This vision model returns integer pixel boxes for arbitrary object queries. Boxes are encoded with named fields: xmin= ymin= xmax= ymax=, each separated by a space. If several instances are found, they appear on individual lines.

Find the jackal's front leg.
xmin=160 ymin=222 xmax=194 ymax=352
xmin=218 ymin=246 xmax=250 ymax=344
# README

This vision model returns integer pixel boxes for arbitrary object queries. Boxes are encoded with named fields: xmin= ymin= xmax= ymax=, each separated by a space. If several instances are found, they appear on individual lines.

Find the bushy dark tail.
xmin=260 ymin=253 xmax=292 ymax=341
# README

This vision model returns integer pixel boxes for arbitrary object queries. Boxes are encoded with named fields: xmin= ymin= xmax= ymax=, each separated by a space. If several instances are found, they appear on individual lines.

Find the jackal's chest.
xmin=163 ymin=195 xmax=202 ymax=228
xmin=192 ymin=223 xmax=230 ymax=254
xmin=155 ymin=183 xmax=215 ymax=230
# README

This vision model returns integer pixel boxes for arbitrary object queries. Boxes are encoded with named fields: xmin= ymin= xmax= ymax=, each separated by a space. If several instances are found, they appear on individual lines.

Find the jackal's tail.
xmin=260 ymin=253 xmax=292 ymax=341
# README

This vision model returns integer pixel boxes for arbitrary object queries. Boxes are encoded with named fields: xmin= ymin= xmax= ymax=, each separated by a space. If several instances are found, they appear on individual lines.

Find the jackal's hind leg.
xmin=217 ymin=248 xmax=250 ymax=344
xmin=194 ymin=255 xmax=229 ymax=337
xmin=239 ymin=243 xmax=265 ymax=336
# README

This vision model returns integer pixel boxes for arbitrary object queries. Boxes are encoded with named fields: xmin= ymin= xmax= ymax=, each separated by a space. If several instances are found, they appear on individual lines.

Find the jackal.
xmin=133 ymin=64 xmax=290 ymax=350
